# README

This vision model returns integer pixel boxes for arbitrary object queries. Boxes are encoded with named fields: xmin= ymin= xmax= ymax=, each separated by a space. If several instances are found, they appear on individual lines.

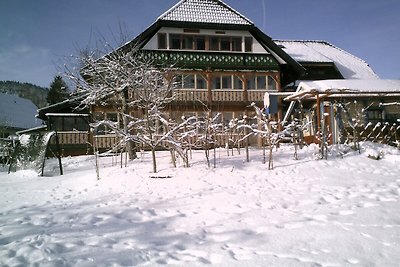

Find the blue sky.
xmin=0 ymin=0 xmax=399 ymax=88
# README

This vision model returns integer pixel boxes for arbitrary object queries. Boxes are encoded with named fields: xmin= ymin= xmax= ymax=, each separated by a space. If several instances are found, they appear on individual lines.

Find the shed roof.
xmin=284 ymin=79 xmax=400 ymax=102
xmin=158 ymin=0 xmax=253 ymax=25
xmin=274 ymin=40 xmax=379 ymax=80
xmin=298 ymin=79 xmax=400 ymax=93
xmin=0 ymin=93 xmax=42 ymax=130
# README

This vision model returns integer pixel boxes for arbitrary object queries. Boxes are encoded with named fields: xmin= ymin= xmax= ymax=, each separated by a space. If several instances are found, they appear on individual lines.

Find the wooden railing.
xmin=174 ymin=89 xmax=208 ymax=102
xmin=248 ymin=90 xmax=266 ymax=102
xmin=52 ymin=131 xmax=89 ymax=145
xmin=93 ymin=135 xmax=119 ymax=149
xmin=173 ymin=89 xmax=267 ymax=103
xmin=212 ymin=90 xmax=244 ymax=102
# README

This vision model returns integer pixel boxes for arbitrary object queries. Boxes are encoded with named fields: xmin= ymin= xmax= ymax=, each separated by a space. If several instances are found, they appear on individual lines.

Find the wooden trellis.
xmin=343 ymin=122 xmax=400 ymax=147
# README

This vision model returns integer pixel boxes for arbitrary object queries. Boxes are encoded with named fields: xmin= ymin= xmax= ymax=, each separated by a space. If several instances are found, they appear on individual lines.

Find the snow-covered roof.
xmin=298 ymin=79 xmax=400 ymax=93
xmin=45 ymin=113 xmax=89 ymax=117
xmin=158 ymin=0 xmax=253 ymax=25
xmin=274 ymin=40 xmax=379 ymax=80
xmin=0 ymin=92 xmax=42 ymax=130
xmin=285 ymin=79 xmax=400 ymax=101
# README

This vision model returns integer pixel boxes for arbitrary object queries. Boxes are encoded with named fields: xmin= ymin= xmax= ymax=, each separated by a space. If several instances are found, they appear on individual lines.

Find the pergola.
xmin=283 ymin=79 xmax=400 ymax=145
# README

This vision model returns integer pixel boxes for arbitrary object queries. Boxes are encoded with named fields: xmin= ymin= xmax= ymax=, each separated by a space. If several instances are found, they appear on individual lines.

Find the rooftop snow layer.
xmin=0 ymin=93 xmax=42 ymax=130
xmin=274 ymin=40 xmax=379 ymax=80
xmin=158 ymin=0 xmax=253 ymax=25
xmin=298 ymin=79 xmax=400 ymax=93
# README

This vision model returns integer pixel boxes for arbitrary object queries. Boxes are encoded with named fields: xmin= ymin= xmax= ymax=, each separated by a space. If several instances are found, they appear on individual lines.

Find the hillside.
xmin=0 ymin=81 xmax=48 ymax=108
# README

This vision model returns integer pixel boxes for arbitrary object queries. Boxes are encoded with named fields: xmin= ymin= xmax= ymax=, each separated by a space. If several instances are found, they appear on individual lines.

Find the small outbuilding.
xmin=284 ymin=79 xmax=400 ymax=145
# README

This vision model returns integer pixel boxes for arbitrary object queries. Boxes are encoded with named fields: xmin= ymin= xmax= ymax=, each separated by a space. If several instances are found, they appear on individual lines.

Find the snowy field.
xmin=1 ymin=143 xmax=400 ymax=267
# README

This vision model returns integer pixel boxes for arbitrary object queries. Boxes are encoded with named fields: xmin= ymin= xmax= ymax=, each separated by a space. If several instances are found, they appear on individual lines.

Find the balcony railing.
xmin=140 ymin=50 xmax=279 ymax=70
xmin=212 ymin=90 xmax=244 ymax=102
xmin=174 ymin=89 xmax=208 ymax=102
xmin=173 ymin=89 xmax=267 ymax=103
xmin=247 ymin=90 xmax=266 ymax=102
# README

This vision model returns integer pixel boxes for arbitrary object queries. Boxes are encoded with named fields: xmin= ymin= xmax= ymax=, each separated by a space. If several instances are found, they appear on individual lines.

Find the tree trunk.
xmin=170 ymin=149 xmax=176 ymax=168
xmin=121 ymin=90 xmax=137 ymax=160
xmin=151 ymin=148 xmax=157 ymax=173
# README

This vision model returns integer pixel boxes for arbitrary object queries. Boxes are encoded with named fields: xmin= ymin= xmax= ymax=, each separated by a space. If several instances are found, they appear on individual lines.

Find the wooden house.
xmin=36 ymin=0 xmax=398 ymax=155
xmin=90 ymin=0 xmax=306 ymax=130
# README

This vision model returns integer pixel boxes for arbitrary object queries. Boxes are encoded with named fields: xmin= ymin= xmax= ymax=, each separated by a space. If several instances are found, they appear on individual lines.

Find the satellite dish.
xmin=263 ymin=92 xmax=270 ymax=108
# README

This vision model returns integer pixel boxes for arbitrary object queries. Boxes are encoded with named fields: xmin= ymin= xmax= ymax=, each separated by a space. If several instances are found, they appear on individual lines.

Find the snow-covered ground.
xmin=1 ymin=143 xmax=400 ymax=267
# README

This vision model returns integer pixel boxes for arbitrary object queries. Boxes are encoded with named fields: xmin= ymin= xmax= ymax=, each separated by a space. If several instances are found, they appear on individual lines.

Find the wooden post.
xmin=206 ymin=72 xmax=212 ymax=109
xmin=316 ymin=93 xmax=321 ymax=145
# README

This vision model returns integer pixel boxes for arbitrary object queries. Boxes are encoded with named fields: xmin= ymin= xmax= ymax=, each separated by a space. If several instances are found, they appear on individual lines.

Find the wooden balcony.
xmin=52 ymin=131 xmax=89 ymax=145
xmin=212 ymin=90 xmax=244 ymax=102
xmin=247 ymin=90 xmax=266 ymax=102
xmin=140 ymin=50 xmax=279 ymax=70
xmin=173 ymin=89 xmax=268 ymax=103
xmin=174 ymin=89 xmax=208 ymax=102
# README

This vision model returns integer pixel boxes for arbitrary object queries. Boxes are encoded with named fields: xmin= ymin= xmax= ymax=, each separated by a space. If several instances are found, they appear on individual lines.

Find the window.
xmin=221 ymin=75 xmax=232 ymax=89
xmin=245 ymin=37 xmax=253 ymax=52
xmin=158 ymin=33 xmax=167 ymax=49
xmin=211 ymin=75 xmax=236 ymax=90
xmin=170 ymin=34 xmax=181 ymax=49
xmin=195 ymin=36 xmax=206 ymax=50
xmin=210 ymin=37 xmax=219 ymax=51
xmin=168 ymin=34 xmax=245 ymax=52
xmin=268 ymin=76 xmax=277 ymax=90
xmin=182 ymin=35 xmax=194 ymax=50
xmin=196 ymin=75 xmax=207 ymax=89
xmin=174 ymin=75 xmax=183 ymax=89
xmin=232 ymin=37 xmax=242 ymax=51
xmin=93 ymin=112 xmax=106 ymax=135
xmin=247 ymin=76 xmax=256 ymax=89
xmin=247 ymin=75 xmax=276 ymax=90
xmin=257 ymin=76 xmax=266 ymax=89
xmin=367 ymin=109 xmax=383 ymax=124
xmin=220 ymin=37 xmax=231 ymax=51
xmin=174 ymin=74 xmax=207 ymax=89
xmin=183 ymin=75 xmax=195 ymax=88
xmin=233 ymin=76 xmax=243 ymax=90
xmin=212 ymin=76 xmax=221 ymax=89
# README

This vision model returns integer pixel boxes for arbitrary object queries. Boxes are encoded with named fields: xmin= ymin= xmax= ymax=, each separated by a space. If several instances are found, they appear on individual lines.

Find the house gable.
xmin=115 ymin=0 xmax=305 ymax=85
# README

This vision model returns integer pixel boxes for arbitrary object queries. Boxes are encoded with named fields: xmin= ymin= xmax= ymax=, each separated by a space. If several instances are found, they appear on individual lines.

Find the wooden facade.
xmin=35 ymin=0 xmax=398 ymax=156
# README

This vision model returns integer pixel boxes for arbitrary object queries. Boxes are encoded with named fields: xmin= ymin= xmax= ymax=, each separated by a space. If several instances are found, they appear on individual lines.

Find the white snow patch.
xmin=1 ymin=142 xmax=399 ymax=266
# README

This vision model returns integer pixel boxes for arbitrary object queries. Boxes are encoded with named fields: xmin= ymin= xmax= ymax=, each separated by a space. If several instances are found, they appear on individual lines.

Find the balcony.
xmin=173 ymin=89 xmax=268 ymax=103
xmin=140 ymin=50 xmax=279 ymax=70
xmin=174 ymin=89 xmax=208 ymax=102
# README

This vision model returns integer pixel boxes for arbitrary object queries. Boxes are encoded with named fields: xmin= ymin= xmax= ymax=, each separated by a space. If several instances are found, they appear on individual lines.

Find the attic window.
xmin=158 ymin=33 xmax=167 ymax=49
xmin=245 ymin=37 xmax=253 ymax=52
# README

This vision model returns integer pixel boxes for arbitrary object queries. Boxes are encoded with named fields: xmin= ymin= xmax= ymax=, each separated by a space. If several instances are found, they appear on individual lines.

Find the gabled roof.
xmin=99 ymin=1 xmax=305 ymax=86
xmin=274 ymin=40 xmax=379 ymax=80
xmin=0 ymin=93 xmax=42 ymax=130
xmin=158 ymin=0 xmax=253 ymax=25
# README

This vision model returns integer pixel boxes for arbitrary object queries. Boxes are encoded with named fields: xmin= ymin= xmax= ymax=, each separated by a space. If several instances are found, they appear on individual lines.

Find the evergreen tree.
xmin=46 ymin=75 xmax=69 ymax=104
